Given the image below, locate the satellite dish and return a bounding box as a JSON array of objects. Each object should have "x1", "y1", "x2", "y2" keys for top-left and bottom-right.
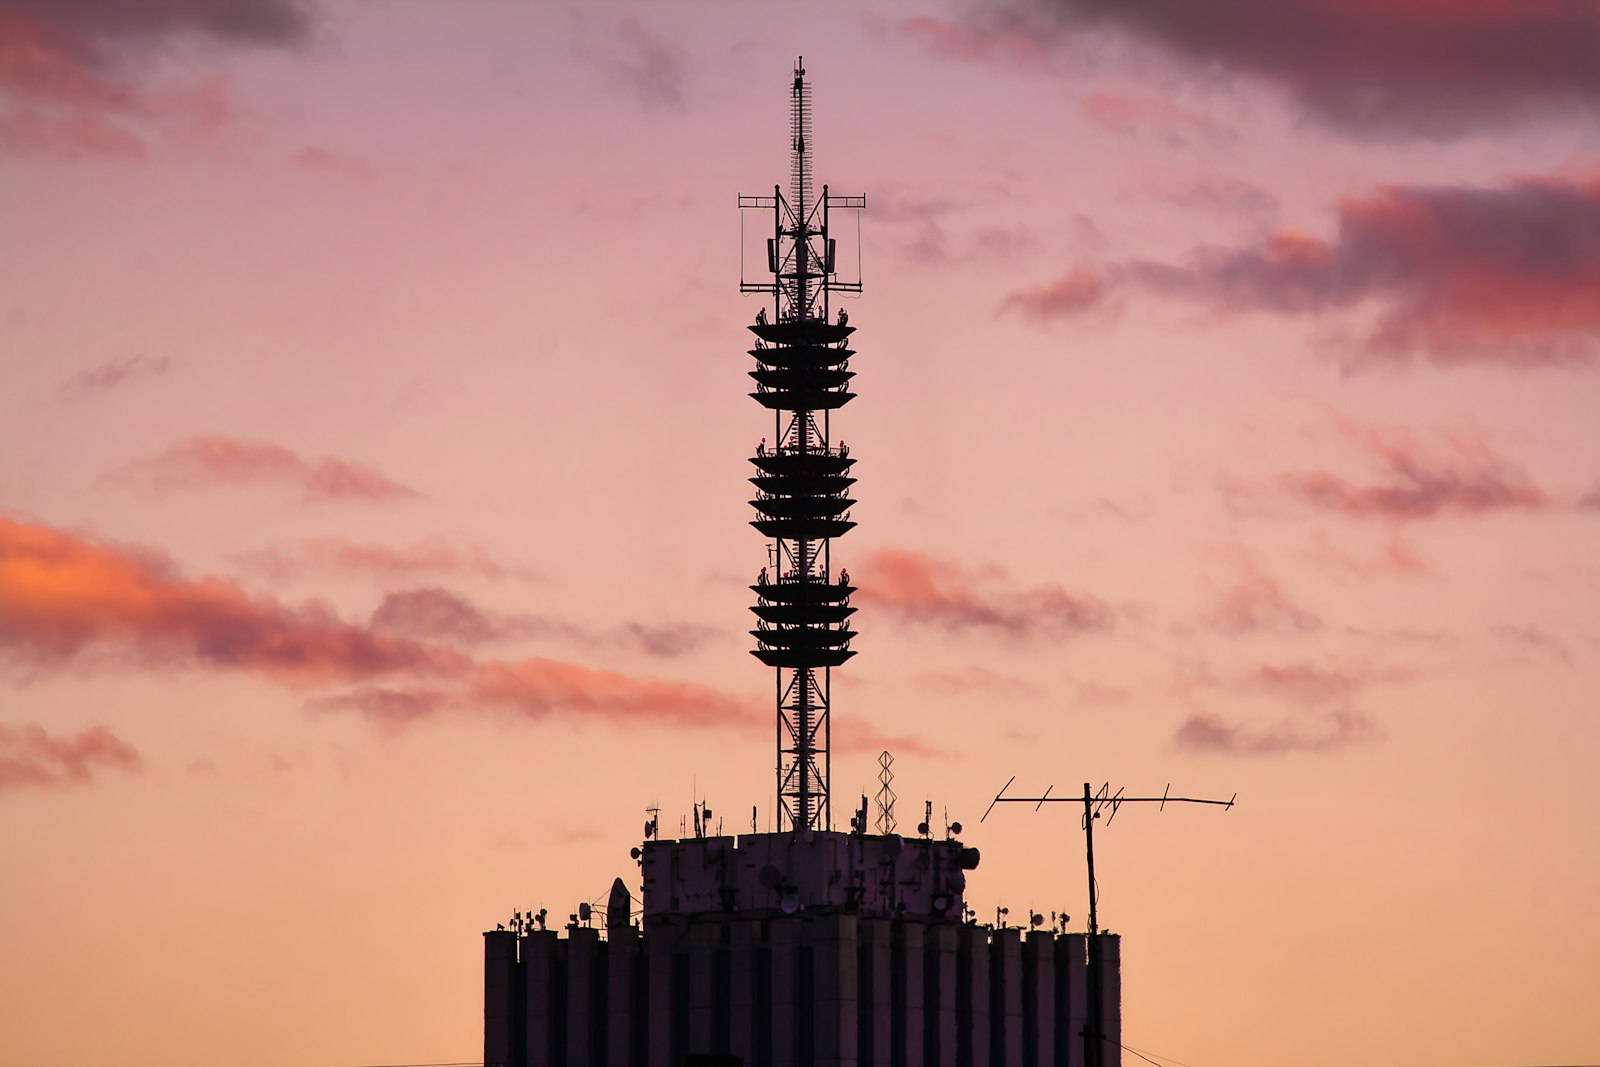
[
  {"x1": 630, "y1": 847, "x2": 642, "y2": 860},
  {"x1": 578, "y1": 902, "x2": 592, "y2": 922},
  {"x1": 1031, "y1": 912, "x2": 1044, "y2": 928},
  {"x1": 883, "y1": 834, "x2": 903, "y2": 857},
  {"x1": 958, "y1": 847, "x2": 981, "y2": 870},
  {"x1": 949, "y1": 821, "x2": 963, "y2": 836},
  {"x1": 758, "y1": 864, "x2": 782, "y2": 890},
  {"x1": 780, "y1": 891, "x2": 800, "y2": 915}
]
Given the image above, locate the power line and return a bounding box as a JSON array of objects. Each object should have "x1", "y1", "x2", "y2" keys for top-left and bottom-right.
[{"x1": 1123, "y1": 1042, "x2": 1205, "y2": 1067}]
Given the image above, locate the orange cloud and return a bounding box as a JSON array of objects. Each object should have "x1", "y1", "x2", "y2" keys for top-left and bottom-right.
[
  {"x1": 0, "y1": 723, "x2": 141, "y2": 792},
  {"x1": 0, "y1": 518, "x2": 754, "y2": 736},
  {"x1": 110, "y1": 437, "x2": 420, "y2": 503},
  {"x1": 0, "y1": 517, "x2": 468, "y2": 684},
  {"x1": 855, "y1": 548, "x2": 1112, "y2": 636},
  {"x1": 467, "y1": 657, "x2": 758, "y2": 729}
]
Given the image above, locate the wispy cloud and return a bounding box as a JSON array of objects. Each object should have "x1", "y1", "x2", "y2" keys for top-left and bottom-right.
[
  {"x1": 1204, "y1": 562, "x2": 1322, "y2": 635},
  {"x1": 58, "y1": 354, "x2": 171, "y2": 400},
  {"x1": 574, "y1": 16, "x2": 688, "y2": 113},
  {"x1": 0, "y1": 723, "x2": 141, "y2": 792},
  {"x1": 108, "y1": 437, "x2": 420, "y2": 503},
  {"x1": 870, "y1": 187, "x2": 1036, "y2": 267},
  {"x1": 0, "y1": 0, "x2": 313, "y2": 160},
  {"x1": 914, "y1": 666, "x2": 1043, "y2": 697},
  {"x1": 949, "y1": 1, "x2": 1600, "y2": 138},
  {"x1": 0, "y1": 517, "x2": 752, "y2": 736},
  {"x1": 855, "y1": 547, "x2": 1112, "y2": 637},
  {"x1": 369, "y1": 588, "x2": 532, "y2": 647},
  {"x1": 880, "y1": 14, "x2": 1052, "y2": 71},
  {"x1": 1077, "y1": 90, "x2": 1226, "y2": 141},
  {"x1": 1000, "y1": 267, "x2": 1109, "y2": 321},
  {"x1": 1277, "y1": 419, "x2": 1546, "y2": 522},
  {"x1": 289, "y1": 145, "x2": 373, "y2": 181},
  {"x1": 1490, "y1": 622, "x2": 1573, "y2": 665},
  {"x1": 1138, "y1": 174, "x2": 1280, "y2": 216},
  {"x1": 1003, "y1": 175, "x2": 1600, "y2": 370},
  {"x1": 1175, "y1": 708, "x2": 1377, "y2": 755},
  {"x1": 234, "y1": 537, "x2": 525, "y2": 582}
]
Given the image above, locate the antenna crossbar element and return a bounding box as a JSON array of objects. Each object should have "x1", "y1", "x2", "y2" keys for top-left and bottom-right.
[{"x1": 983, "y1": 779, "x2": 1236, "y2": 1067}]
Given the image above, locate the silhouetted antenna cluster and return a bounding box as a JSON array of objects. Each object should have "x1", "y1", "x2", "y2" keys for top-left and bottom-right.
[
  {"x1": 984, "y1": 779, "x2": 1236, "y2": 1067},
  {"x1": 740, "y1": 57, "x2": 866, "y2": 833}
]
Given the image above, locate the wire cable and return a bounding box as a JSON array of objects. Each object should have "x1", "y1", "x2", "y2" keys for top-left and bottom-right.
[{"x1": 1122, "y1": 1042, "x2": 1205, "y2": 1067}]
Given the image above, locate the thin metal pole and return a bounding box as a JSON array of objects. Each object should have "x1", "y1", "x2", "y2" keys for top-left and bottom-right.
[{"x1": 1084, "y1": 782, "x2": 1102, "y2": 1067}]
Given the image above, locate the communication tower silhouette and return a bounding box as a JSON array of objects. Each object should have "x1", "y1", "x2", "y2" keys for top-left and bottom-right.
[{"x1": 741, "y1": 56, "x2": 865, "y2": 833}]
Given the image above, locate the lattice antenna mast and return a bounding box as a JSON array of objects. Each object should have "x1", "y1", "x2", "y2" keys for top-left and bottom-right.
[
  {"x1": 739, "y1": 58, "x2": 865, "y2": 833},
  {"x1": 983, "y1": 780, "x2": 1237, "y2": 1067}
]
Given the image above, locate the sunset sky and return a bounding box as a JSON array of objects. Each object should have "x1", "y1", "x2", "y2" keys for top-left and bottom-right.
[{"x1": 2, "y1": 2, "x2": 1598, "y2": 1066}]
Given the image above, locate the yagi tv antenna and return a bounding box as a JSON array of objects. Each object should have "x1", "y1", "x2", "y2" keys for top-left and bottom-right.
[{"x1": 983, "y1": 779, "x2": 1236, "y2": 1067}]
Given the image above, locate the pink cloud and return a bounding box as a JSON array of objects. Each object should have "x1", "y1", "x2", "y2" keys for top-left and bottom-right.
[
  {"x1": 1011, "y1": 176, "x2": 1600, "y2": 369},
  {"x1": 1138, "y1": 173, "x2": 1280, "y2": 215},
  {"x1": 109, "y1": 436, "x2": 420, "y2": 503},
  {"x1": 369, "y1": 588, "x2": 516, "y2": 646},
  {"x1": 0, "y1": 723, "x2": 141, "y2": 792},
  {"x1": 0, "y1": 0, "x2": 308, "y2": 160},
  {"x1": 467, "y1": 657, "x2": 758, "y2": 729},
  {"x1": 975, "y1": 0, "x2": 1600, "y2": 136},
  {"x1": 887, "y1": 15, "x2": 1050, "y2": 70},
  {"x1": 855, "y1": 547, "x2": 1112, "y2": 636},
  {"x1": 1000, "y1": 267, "x2": 1109, "y2": 320},
  {"x1": 0, "y1": 106, "x2": 145, "y2": 158},
  {"x1": 1205, "y1": 564, "x2": 1322, "y2": 635},
  {"x1": 1278, "y1": 421, "x2": 1546, "y2": 521},
  {"x1": 1078, "y1": 90, "x2": 1221, "y2": 138}
]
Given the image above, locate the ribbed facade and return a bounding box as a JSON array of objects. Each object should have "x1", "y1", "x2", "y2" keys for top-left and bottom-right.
[{"x1": 485, "y1": 918, "x2": 1121, "y2": 1067}]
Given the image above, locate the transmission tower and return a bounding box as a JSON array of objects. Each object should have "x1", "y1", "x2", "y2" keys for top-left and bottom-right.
[{"x1": 739, "y1": 58, "x2": 865, "y2": 832}]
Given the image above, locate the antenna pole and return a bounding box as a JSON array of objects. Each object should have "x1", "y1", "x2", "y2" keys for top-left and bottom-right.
[{"x1": 1083, "y1": 782, "x2": 1103, "y2": 1067}]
